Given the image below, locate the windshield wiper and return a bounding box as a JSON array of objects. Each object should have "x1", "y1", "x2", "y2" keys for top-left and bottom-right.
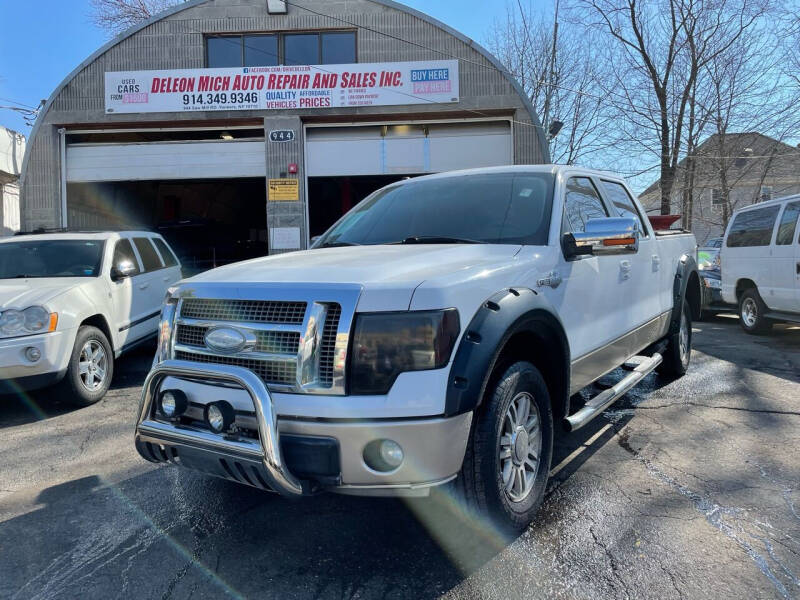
[
  {"x1": 396, "y1": 236, "x2": 483, "y2": 245},
  {"x1": 319, "y1": 241, "x2": 362, "y2": 248}
]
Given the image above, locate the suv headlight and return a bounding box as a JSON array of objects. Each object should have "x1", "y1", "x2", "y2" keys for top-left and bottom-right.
[
  {"x1": 153, "y1": 288, "x2": 179, "y2": 365},
  {"x1": 348, "y1": 309, "x2": 460, "y2": 395},
  {"x1": 0, "y1": 306, "x2": 58, "y2": 339}
]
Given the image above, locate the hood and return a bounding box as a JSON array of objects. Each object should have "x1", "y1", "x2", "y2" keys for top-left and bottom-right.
[
  {"x1": 186, "y1": 245, "x2": 522, "y2": 311},
  {"x1": 0, "y1": 278, "x2": 86, "y2": 310}
]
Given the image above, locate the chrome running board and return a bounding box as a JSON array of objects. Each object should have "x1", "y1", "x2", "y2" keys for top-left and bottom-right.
[{"x1": 564, "y1": 352, "x2": 663, "y2": 432}]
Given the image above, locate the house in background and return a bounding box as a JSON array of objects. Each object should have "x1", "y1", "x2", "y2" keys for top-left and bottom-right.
[
  {"x1": 0, "y1": 126, "x2": 25, "y2": 236},
  {"x1": 639, "y1": 132, "x2": 800, "y2": 244}
]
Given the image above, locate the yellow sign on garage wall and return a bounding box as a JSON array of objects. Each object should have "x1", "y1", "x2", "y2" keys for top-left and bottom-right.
[{"x1": 268, "y1": 179, "x2": 299, "y2": 201}]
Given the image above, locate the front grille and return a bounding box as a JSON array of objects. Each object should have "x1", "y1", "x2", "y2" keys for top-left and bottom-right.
[
  {"x1": 176, "y1": 324, "x2": 300, "y2": 355},
  {"x1": 319, "y1": 304, "x2": 341, "y2": 387},
  {"x1": 175, "y1": 351, "x2": 297, "y2": 386},
  {"x1": 181, "y1": 299, "x2": 307, "y2": 324}
]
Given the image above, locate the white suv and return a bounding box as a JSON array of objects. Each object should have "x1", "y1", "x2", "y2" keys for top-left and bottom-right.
[
  {"x1": 0, "y1": 231, "x2": 182, "y2": 405},
  {"x1": 721, "y1": 195, "x2": 800, "y2": 333}
]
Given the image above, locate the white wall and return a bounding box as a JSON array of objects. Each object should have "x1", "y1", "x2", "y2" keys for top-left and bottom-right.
[
  {"x1": 1, "y1": 183, "x2": 21, "y2": 236},
  {"x1": 0, "y1": 127, "x2": 26, "y2": 180}
]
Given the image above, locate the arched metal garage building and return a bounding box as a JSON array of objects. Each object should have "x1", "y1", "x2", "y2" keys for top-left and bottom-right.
[{"x1": 21, "y1": 0, "x2": 549, "y2": 270}]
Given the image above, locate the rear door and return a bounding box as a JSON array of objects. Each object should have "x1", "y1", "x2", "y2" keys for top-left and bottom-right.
[{"x1": 770, "y1": 201, "x2": 800, "y2": 312}]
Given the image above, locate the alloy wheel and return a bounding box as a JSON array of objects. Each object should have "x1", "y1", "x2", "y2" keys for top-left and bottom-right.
[
  {"x1": 499, "y1": 391, "x2": 542, "y2": 503},
  {"x1": 79, "y1": 340, "x2": 108, "y2": 392}
]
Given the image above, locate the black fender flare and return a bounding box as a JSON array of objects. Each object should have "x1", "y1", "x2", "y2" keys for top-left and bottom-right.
[
  {"x1": 670, "y1": 254, "x2": 701, "y2": 332},
  {"x1": 444, "y1": 287, "x2": 571, "y2": 419}
]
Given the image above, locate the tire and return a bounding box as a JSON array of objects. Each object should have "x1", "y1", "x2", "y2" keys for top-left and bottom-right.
[
  {"x1": 739, "y1": 288, "x2": 773, "y2": 335},
  {"x1": 453, "y1": 361, "x2": 554, "y2": 535},
  {"x1": 58, "y1": 325, "x2": 114, "y2": 407},
  {"x1": 657, "y1": 299, "x2": 692, "y2": 377}
]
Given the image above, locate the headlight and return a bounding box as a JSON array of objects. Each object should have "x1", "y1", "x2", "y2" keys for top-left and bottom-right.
[
  {"x1": 348, "y1": 309, "x2": 460, "y2": 395},
  {"x1": 0, "y1": 306, "x2": 58, "y2": 339},
  {"x1": 153, "y1": 290, "x2": 179, "y2": 365}
]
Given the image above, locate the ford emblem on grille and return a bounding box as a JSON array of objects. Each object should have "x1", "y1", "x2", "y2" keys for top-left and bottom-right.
[{"x1": 204, "y1": 327, "x2": 247, "y2": 354}]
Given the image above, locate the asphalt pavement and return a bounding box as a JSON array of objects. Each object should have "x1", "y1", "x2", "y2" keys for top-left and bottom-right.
[{"x1": 1, "y1": 315, "x2": 798, "y2": 600}]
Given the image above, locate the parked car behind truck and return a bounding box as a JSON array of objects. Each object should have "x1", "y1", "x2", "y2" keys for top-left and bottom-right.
[
  {"x1": 721, "y1": 195, "x2": 800, "y2": 333},
  {"x1": 0, "y1": 231, "x2": 181, "y2": 405},
  {"x1": 135, "y1": 166, "x2": 700, "y2": 531}
]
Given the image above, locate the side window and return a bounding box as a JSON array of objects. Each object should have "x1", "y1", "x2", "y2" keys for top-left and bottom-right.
[
  {"x1": 112, "y1": 239, "x2": 141, "y2": 276},
  {"x1": 776, "y1": 202, "x2": 800, "y2": 246},
  {"x1": 563, "y1": 177, "x2": 608, "y2": 233},
  {"x1": 153, "y1": 238, "x2": 179, "y2": 267},
  {"x1": 133, "y1": 237, "x2": 164, "y2": 272},
  {"x1": 726, "y1": 206, "x2": 781, "y2": 247},
  {"x1": 600, "y1": 180, "x2": 649, "y2": 237}
]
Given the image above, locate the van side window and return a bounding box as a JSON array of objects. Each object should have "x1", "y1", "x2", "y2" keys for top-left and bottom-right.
[
  {"x1": 112, "y1": 239, "x2": 141, "y2": 276},
  {"x1": 726, "y1": 205, "x2": 780, "y2": 247},
  {"x1": 153, "y1": 238, "x2": 179, "y2": 267},
  {"x1": 563, "y1": 177, "x2": 608, "y2": 233},
  {"x1": 775, "y1": 202, "x2": 800, "y2": 246},
  {"x1": 133, "y1": 237, "x2": 164, "y2": 272},
  {"x1": 600, "y1": 180, "x2": 649, "y2": 237}
]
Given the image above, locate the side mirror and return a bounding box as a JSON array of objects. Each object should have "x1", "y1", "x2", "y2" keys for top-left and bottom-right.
[
  {"x1": 563, "y1": 217, "x2": 639, "y2": 260},
  {"x1": 110, "y1": 260, "x2": 137, "y2": 281}
]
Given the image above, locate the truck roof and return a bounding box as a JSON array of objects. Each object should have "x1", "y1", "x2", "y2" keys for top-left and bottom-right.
[
  {"x1": 388, "y1": 164, "x2": 628, "y2": 185},
  {"x1": 732, "y1": 193, "x2": 800, "y2": 214}
]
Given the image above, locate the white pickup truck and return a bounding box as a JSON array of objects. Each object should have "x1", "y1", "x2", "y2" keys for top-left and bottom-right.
[
  {"x1": 135, "y1": 166, "x2": 700, "y2": 531},
  {"x1": 0, "y1": 231, "x2": 181, "y2": 405}
]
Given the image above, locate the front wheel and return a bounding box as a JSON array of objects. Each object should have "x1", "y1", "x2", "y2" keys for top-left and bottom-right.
[
  {"x1": 453, "y1": 361, "x2": 554, "y2": 534},
  {"x1": 739, "y1": 288, "x2": 773, "y2": 335},
  {"x1": 58, "y1": 325, "x2": 114, "y2": 407}
]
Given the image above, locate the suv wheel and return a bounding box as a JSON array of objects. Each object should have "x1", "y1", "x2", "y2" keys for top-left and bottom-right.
[
  {"x1": 58, "y1": 325, "x2": 114, "y2": 407},
  {"x1": 739, "y1": 288, "x2": 772, "y2": 335},
  {"x1": 453, "y1": 361, "x2": 553, "y2": 534}
]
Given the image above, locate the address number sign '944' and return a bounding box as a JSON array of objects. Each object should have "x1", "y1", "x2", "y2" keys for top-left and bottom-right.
[{"x1": 270, "y1": 130, "x2": 295, "y2": 143}]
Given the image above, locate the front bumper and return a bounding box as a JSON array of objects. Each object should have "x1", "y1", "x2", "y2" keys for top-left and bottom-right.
[
  {"x1": 134, "y1": 360, "x2": 472, "y2": 497},
  {"x1": 0, "y1": 329, "x2": 74, "y2": 386}
]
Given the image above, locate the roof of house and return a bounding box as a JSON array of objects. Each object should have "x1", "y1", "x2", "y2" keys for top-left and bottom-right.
[{"x1": 640, "y1": 132, "x2": 799, "y2": 197}]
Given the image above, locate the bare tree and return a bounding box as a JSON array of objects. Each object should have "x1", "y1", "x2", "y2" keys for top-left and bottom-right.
[
  {"x1": 486, "y1": 2, "x2": 615, "y2": 165},
  {"x1": 89, "y1": 0, "x2": 184, "y2": 36},
  {"x1": 573, "y1": 0, "x2": 770, "y2": 214}
]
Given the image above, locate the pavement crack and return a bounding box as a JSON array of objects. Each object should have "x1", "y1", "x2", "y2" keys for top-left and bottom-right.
[{"x1": 626, "y1": 402, "x2": 800, "y2": 417}]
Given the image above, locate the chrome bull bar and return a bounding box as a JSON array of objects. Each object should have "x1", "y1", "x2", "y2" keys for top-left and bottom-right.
[{"x1": 135, "y1": 359, "x2": 304, "y2": 497}]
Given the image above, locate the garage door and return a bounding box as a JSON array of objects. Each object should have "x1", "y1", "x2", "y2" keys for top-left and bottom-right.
[
  {"x1": 305, "y1": 121, "x2": 512, "y2": 177},
  {"x1": 66, "y1": 140, "x2": 266, "y2": 182}
]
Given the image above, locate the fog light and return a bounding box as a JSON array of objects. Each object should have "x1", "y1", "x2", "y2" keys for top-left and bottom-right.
[
  {"x1": 159, "y1": 389, "x2": 188, "y2": 418},
  {"x1": 379, "y1": 440, "x2": 404, "y2": 468},
  {"x1": 25, "y1": 347, "x2": 41, "y2": 362},
  {"x1": 363, "y1": 439, "x2": 404, "y2": 472},
  {"x1": 205, "y1": 402, "x2": 234, "y2": 433}
]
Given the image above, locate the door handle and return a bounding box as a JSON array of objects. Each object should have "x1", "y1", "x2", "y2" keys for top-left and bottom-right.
[
  {"x1": 138, "y1": 283, "x2": 150, "y2": 290},
  {"x1": 796, "y1": 262, "x2": 800, "y2": 275},
  {"x1": 652, "y1": 254, "x2": 661, "y2": 271}
]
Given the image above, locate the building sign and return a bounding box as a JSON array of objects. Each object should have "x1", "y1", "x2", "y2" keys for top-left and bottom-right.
[
  {"x1": 105, "y1": 60, "x2": 459, "y2": 114},
  {"x1": 268, "y1": 179, "x2": 299, "y2": 201},
  {"x1": 269, "y1": 130, "x2": 295, "y2": 143}
]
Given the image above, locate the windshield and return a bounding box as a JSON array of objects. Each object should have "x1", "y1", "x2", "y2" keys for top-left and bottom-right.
[
  {"x1": 0, "y1": 239, "x2": 106, "y2": 279},
  {"x1": 317, "y1": 172, "x2": 555, "y2": 247}
]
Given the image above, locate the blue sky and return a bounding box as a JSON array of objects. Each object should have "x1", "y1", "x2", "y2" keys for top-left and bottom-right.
[{"x1": 0, "y1": 0, "x2": 516, "y2": 135}]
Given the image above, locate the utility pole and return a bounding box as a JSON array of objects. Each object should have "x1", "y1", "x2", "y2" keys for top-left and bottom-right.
[{"x1": 542, "y1": 0, "x2": 560, "y2": 142}]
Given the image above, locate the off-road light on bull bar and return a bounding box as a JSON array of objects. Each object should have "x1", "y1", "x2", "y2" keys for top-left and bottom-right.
[
  {"x1": 205, "y1": 402, "x2": 235, "y2": 433},
  {"x1": 159, "y1": 389, "x2": 188, "y2": 418}
]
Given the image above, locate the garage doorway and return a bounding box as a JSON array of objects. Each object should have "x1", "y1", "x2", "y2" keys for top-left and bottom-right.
[{"x1": 67, "y1": 178, "x2": 267, "y2": 274}]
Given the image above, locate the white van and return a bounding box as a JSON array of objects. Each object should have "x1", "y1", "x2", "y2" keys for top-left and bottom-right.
[{"x1": 721, "y1": 195, "x2": 800, "y2": 333}]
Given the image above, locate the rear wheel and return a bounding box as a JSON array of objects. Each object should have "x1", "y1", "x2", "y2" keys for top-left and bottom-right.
[
  {"x1": 657, "y1": 300, "x2": 692, "y2": 377},
  {"x1": 739, "y1": 288, "x2": 772, "y2": 335},
  {"x1": 58, "y1": 326, "x2": 114, "y2": 407},
  {"x1": 453, "y1": 361, "x2": 553, "y2": 534}
]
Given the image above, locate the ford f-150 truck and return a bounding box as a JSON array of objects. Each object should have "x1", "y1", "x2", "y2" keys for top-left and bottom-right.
[{"x1": 135, "y1": 166, "x2": 700, "y2": 531}]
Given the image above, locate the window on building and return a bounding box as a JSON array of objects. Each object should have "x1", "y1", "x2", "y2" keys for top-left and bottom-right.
[
  {"x1": 600, "y1": 180, "x2": 649, "y2": 237},
  {"x1": 206, "y1": 31, "x2": 356, "y2": 68},
  {"x1": 775, "y1": 201, "x2": 800, "y2": 246},
  {"x1": 133, "y1": 237, "x2": 164, "y2": 272},
  {"x1": 711, "y1": 189, "x2": 725, "y2": 206},
  {"x1": 759, "y1": 186, "x2": 773, "y2": 202},
  {"x1": 726, "y1": 205, "x2": 781, "y2": 247},
  {"x1": 563, "y1": 177, "x2": 609, "y2": 233}
]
